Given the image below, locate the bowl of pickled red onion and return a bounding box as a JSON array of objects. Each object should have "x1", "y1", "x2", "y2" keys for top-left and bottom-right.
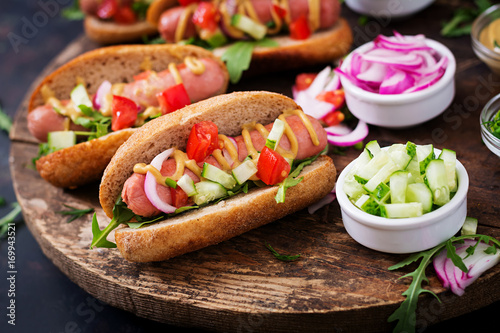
[{"x1": 337, "y1": 33, "x2": 456, "y2": 128}]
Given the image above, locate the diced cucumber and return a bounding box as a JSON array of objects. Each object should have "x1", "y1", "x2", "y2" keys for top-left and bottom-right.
[
  {"x1": 380, "y1": 202, "x2": 423, "y2": 218},
  {"x1": 371, "y1": 182, "x2": 391, "y2": 203},
  {"x1": 70, "y1": 83, "x2": 92, "y2": 108},
  {"x1": 417, "y1": 144, "x2": 434, "y2": 174},
  {"x1": 365, "y1": 140, "x2": 381, "y2": 156},
  {"x1": 355, "y1": 150, "x2": 390, "y2": 182},
  {"x1": 201, "y1": 163, "x2": 236, "y2": 189},
  {"x1": 363, "y1": 159, "x2": 398, "y2": 193},
  {"x1": 388, "y1": 143, "x2": 412, "y2": 169},
  {"x1": 232, "y1": 160, "x2": 257, "y2": 185},
  {"x1": 205, "y1": 30, "x2": 228, "y2": 48},
  {"x1": 177, "y1": 174, "x2": 197, "y2": 197},
  {"x1": 231, "y1": 14, "x2": 267, "y2": 40},
  {"x1": 265, "y1": 118, "x2": 285, "y2": 150},
  {"x1": 354, "y1": 194, "x2": 370, "y2": 208},
  {"x1": 406, "y1": 183, "x2": 433, "y2": 213},
  {"x1": 358, "y1": 195, "x2": 381, "y2": 216},
  {"x1": 47, "y1": 131, "x2": 76, "y2": 150},
  {"x1": 438, "y1": 148, "x2": 457, "y2": 192},
  {"x1": 405, "y1": 156, "x2": 424, "y2": 183},
  {"x1": 461, "y1": 217, "x2": 478, "y2": 236},
  {"x1": 346, "y1": 148, "x2": 371, "y2": 179},
  {"x1": 390, "y1": 170, "x2": 409, "y2": 204},
  {"x1": 425, "y1": 159, "x2": 450, "y2": 206},
  {"x1": 343, "y1": 177, "x2": 367, "y2": 202},
  {"x1": 192, "y1": 180, "x2": 227, "y2": 205},
  {"x1": 406, "y1": 141, "x2": 417, "y2": 160}
]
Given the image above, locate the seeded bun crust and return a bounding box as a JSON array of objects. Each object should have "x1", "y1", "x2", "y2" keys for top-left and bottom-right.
[
  {"x1": 29, "y1": 44, "x2": 229, "y2": 188},
  {"x1": 99, "y1": 91, "x2": 336, "y2": 262}
]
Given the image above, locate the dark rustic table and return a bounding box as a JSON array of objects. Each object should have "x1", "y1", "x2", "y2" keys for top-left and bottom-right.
[{"x1": 1, "y1": 1, "x2": 499, "y2": 332}]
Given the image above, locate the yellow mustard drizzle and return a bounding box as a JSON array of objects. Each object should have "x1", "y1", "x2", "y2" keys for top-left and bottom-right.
[
  {"x1": 173, "y1": 0, "x2": 322, "y2": 41},
  {"x1": 132, "y1": 108, "x2": 320, "y2": 189}
]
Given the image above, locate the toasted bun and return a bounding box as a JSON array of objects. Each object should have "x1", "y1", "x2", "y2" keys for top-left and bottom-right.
[
  {"x1": 213, "y1": 18, "x2": 353, "y2": 75},
  {"x1": 99, "y1": 91, "x2": 336, "y2": 262},
  {"x1": 30, "y1": 44, "x2": 229, "y2": 188},
  {"x1": 84, "y1": 16, "x2": 158, "y2": 44}
]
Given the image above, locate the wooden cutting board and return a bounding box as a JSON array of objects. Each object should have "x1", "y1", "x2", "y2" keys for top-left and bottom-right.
[{"x1": 9, "y1": 35, "x2": 500, "y2": 333}]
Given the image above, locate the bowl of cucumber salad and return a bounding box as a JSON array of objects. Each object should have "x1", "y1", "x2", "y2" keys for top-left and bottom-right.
[{"x1": 336, "y1": 140, "x2": 469, "y2": 254}]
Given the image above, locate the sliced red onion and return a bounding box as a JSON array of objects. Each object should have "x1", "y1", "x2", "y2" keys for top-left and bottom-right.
[
  {"x1": 433, "y1": 239, "x2": 500, "y2": 296},
  {"x1": 342, "y1": 33, "x2": 448, "y2": 95},
  {"x1": 308, "y1": 190, "x2": 336, "y2": 214},
  {"x1": 93, "y1": 80, "x2": 111, "y2": 110},
  {"x1": 325, "y1": 123, "x2": 353, "y2": 136},
  {"x1": 144, "y1": 148, "x2": 177, "y2": 214},
  {"x1": 222, "y1": 136, "x2": 238, "y2": 167},
  {"x1": 327, "y1": 120, "x2": 369, "y2": 147}
]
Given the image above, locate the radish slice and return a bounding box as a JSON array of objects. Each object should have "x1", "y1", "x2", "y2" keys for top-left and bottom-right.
[
  {"x1": 144, "y1": 148, "x2": 177, "y2": 214},
  {"x1": 93, "y1": 80, "x2": 112, "y2": 110},
  {"x1": 327, "y1": 121, "x2": 369, "y2": 147},
  {"x1": 433, "y1": 239, "x2": 500, "y2": 296}
]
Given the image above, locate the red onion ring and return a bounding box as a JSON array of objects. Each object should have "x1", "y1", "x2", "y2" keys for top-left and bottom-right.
[{"x1": 144, "y1": 148, "x2": 176, "y2": 214}]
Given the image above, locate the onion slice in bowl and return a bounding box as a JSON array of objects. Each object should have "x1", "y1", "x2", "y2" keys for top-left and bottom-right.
[{"x1": 144, "y1": 148, "x2": 177, "y2": 214}]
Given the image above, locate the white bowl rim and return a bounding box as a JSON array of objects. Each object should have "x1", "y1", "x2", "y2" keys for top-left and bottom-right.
[
  {"x1": 336, "y1": 147, "x2": 469, "y2": 230},
  {"x1": 339, "y1": 38, "x2": 457, "y2": 105}
]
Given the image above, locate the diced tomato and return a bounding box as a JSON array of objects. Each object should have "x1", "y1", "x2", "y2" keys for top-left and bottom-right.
[
  {"x1": 192, "y1": 2, "x2": 219, "y2": 32},
  {"x1": 156, "y1": 83, "x2": 191, "y2": 115},
  {"x1": 178, "y1": 0, "x2": 202, "y2": 6},
  {"x1": 170, "y1": 186, "x2": 189, "y2": 208},
  {"x1": 114, "y1": 5, "x2": 137, "y2": 24},
  {"x1": 289, "y1": 15, "x2": 311, "y2": 40},
  {"x1": 295, "y1": 73, "x2": 317, "y2": 91},
  {"x1": 133, "y1": 70, "x2": 152, "y2": 81},
  {"x1": 272, "y1": 4, "x2": 287, "y2": 19},
  {"x1": 256, "y1": 146, "x2": 291, "y2": 185},
  {"x1": 186, "y1": 121, "x2": 219, "y2": 163},
  {"x1": 97, "y1": 0, "x2": 118, "y2": 19},
  {"x1": 316, "y1": 89, "x2": 345, "y2": 109},
  {"x1": 111, "y1": 95, "x2": 138, "y2": 131},
  {"x1": 322, "y1": 111, "x2": 345, "y2": 126}
]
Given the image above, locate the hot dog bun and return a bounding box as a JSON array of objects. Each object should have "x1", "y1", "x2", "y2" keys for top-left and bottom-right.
[
  {"x1": 147, "y1": 0, "x2": 352, "y2": 76},
  {"x1": 30, "y1": 44, "x2": 229, "y2": 188},
  {"x1": 83, "y1": 16, "x2": 158, "y2": 44},
  {"x1": 99, "y1": 91, "x2": 336, "y2": 262}
]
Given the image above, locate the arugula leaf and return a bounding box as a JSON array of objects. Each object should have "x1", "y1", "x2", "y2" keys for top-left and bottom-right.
[
  {"x1": 265, "y1": 242, "x2": 301, "y2": 262},
  {"x1": 61, "y1": 0, "x2": 85, "y2": 20},
  {"x1": 0, "y1": 104, "x2": 12, "y2": 134},
  {"x1": 0, "y1": 203, "x2": 22, "y2": 238},
  {"x1": 221, "y1": 38, "x2": 279, "y2": 84},
  {"x1": 388, "y1": 233, "x2": 500, "y2": 333},
  {"x1": 74, "y1": 105, "x2": 111, "y2": 139},
  {"x1": 0, "y1": 197, "x2": 5, "y2": 206},
  {"x1": 57, "y1": 204, "x2": 94, "y2": 223},
  {"x1": 90, "y1": 199, "x2": 135, "y2": 249}
]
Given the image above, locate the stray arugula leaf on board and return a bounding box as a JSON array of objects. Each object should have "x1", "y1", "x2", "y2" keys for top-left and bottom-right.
[
  {"x1": 441, "y1": 0, "x2": 492, "y2": 37},
  {"x1": 0, "y1": 202, "x2": 22, "y2": 238},
  {"x1": 0, "y1": 105, "x2": 12, "y2": 134},
  {"x1": 57, "y1": 204, "x2": 94, "y2": 223},
  {"x1": 265, "y1": 242, "x2": 301, "y2": 262},
  {"x1": 387, "y1": 233, "x2": 500, "y2": 333},
  {"x1": 221, "y1": 38, "x2": 279, "y2": 84}
]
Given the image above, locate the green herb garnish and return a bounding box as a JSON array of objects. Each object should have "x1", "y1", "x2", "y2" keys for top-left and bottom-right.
[
  {"x1": 221, "y1": 38, "x2": 279, "y2": 84},
  {"x1": 57, "y1": 204, "x2": 94, "y2": 223},
  {"x1": 440, "y1": 0, "x2": 492, "y2": 37},
  {"x1": 265, "y1": 242, "x2": 301, "y2": 262},
  {"x1": 0, "y1": 105, "x2": 12, "y2": 134},
  {"x1": 0, "y1": 203, "x2": 22, "y2": 238},
  {"x1": 483, "y1": 109, "x2": 500, "y2": 139},
  {"x1": 74, "y1": 105, "x2": 111, "y2": 139},
  {"x1": 387, "y1": 232, "x2": 500, "y2": 333},
  {"x1": 61, "y1": 0, "x2": 85, "y2": 20}
]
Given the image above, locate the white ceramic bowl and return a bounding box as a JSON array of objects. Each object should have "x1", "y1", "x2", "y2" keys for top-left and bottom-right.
[
  {"x1": 335, "y1": 148, "x2": 469, "y2": 254},
  {"x1": 480, "y1": 93, "x2": 500, "y2": 158},
  {"x1": 339, "y1": 39, "x2": 456, "y2": 128},
  {"x1": 345, "y1": 0, "x2": 435, "y2": 19}
]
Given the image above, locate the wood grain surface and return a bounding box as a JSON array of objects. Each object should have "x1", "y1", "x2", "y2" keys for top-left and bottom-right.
[{"x1": 8, "y1": 2, "x2": 500, "y2": 332}]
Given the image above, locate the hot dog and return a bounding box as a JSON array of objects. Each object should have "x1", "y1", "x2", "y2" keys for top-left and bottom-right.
[
  {"x1": 96, "y1": 91, "x2": 336, "y2": 262},
  {"x1": 147, "y1": 0, "x2": 353, "y2": 78},
  {"x1": 28, "y1": 44, "x2": 229, "y2": 188},
  {"x1": 80, "y1": 0, "x2": 159, "y2": 44}
]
